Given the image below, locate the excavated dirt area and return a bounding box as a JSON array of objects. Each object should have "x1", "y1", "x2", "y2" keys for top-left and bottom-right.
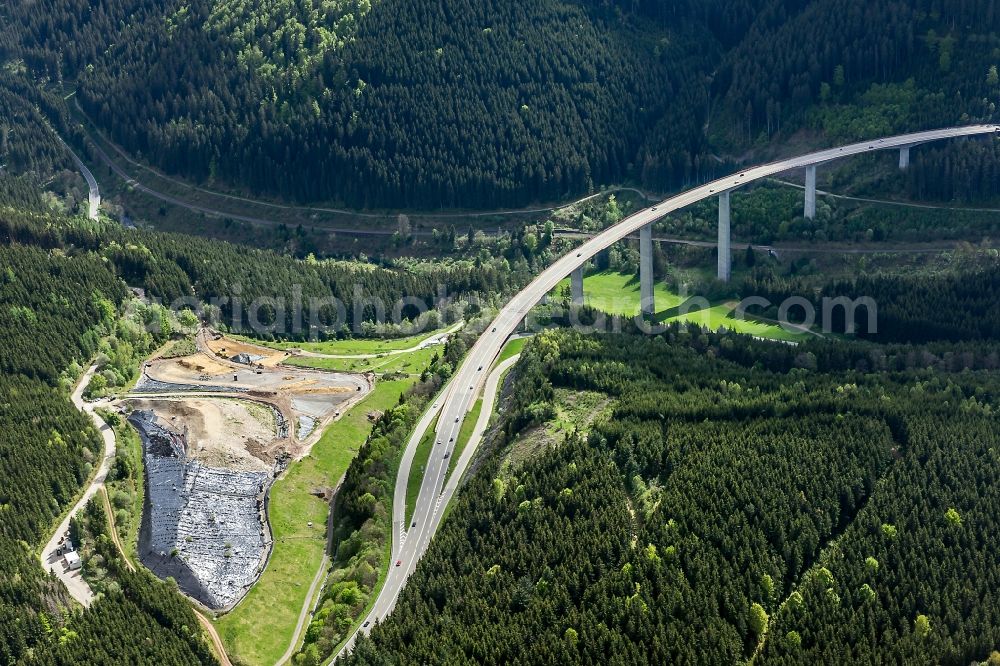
[
  {"x1": 128, "y1": 398, "x2": 275, "y2": 471},
  {"x1": 203, "y1": 332, "x2": 287, "y2": 367},
  {"x1": 140, "y1": 342, "x2": 367, "y2": 459},
  {"x1": 126, "y1": 328, "x2": 372, "y2": 609},
  {"x1": 130, "y1": 410, "x2": 272, "y2": 610},
  {"x1": 145, "y1": 352, "x2": 359, "y2": 407}
]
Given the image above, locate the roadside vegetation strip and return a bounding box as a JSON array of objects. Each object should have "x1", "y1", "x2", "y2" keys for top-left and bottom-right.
[
  {"x1": 322, "y1": 534, "x2": 394, "y2": 666},
  {"x1": 99, "y1": 487, "x2": 135, "y2": 572},
  {"x1": 446, "y1": 398, "x2": 482, "y2": 480},
  {"x1": 405, "y1": 416, "x2": 439, "y2": 525},
  {"x1": 496, "y1": 336, "x2": 528, "y2": 365},
  {"x1": 97, "y1": 410, "x2": 145, "y2": 561},
  {"x1": 214, "y1": 378, "x2": 415, "y2": 666}
]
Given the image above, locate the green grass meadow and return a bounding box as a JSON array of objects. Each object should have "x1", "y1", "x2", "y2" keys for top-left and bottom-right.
[
  {"x1": 214, "y1": 378, "x2": 415, "y2": 665},
  {"x1": 554, "y1": 269, "x2": 807, "y2": 342}
]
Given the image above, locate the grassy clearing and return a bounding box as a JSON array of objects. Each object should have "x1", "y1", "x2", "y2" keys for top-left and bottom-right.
[
  {"x1": 324, "y1": 530, "x2": 395, "y2": 665},
  {"x1": 554, "y1": 269, "x2": 807, "y2": 342},
  {"x1": 497, "y1": 336, "x2": 527, "y2": 364},
  {"x1": 545, "y1": 389, "x2": 613, "y2": 441},
  {"x1": 502, "y1": 389, "x2": 612, "y2": 474},
  {"x1": 660, "y1": 301, "x2": 807, "y2": 342},
  {"x1": 248, "y1": 327, "x2": 451, "y2": 356},
  {"x1": 214, "y1": 378, "x2": 415, "y2": 666},
  {"x1": 554, "y1": 269, "x2": 687, "y2": 316},
  {"x1": 405, "y1": 415, "x2": 439, "y2": 525},
  {"x1": 285, "y1": 346, "x2": 439, "y2": 375}
]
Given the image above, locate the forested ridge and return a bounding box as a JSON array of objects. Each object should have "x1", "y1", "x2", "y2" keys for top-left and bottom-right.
[
  {"x1": 0, "y1": 204, "x2": 518, "y2": 337},
  {"x1": 345, "y1": 327, "x2": 1000, "y2": 664},
  {"x1": 0, "y1": 73, "x2": 76, "y2": 180},
  {"x1": 5, "y1": 0, "x2": 1000, "y2": 208},
  {"x1": 3, "y1": 0, "x2": 705, "y2": 207}
]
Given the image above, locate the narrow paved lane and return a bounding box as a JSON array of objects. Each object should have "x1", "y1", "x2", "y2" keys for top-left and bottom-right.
[
  {"x1": 40, "y1": 365, "x2": 116, "y2": 607},
  {"x1": 292, "y1": 322, "x2": 462, "y2": 360},
  {"x1": 196, "y1": 612, "x2": 235, "y2": 666}
]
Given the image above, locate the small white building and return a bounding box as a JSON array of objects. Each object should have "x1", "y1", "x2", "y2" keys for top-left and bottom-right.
[{"x1": 64, "y1": 551, "x2": 82, "y2": 571}]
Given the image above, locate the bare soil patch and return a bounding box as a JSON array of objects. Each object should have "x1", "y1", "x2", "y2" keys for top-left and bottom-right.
[
  {"x1": 203, "y1": 333, "x2": 287, "y2": 367},
  {"x1": 128, "y1": 398, "x2": 274, "y2": 471}
]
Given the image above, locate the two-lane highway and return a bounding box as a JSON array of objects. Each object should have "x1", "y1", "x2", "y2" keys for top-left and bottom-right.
[{"x1": 334, "y1": 124, "x2": 1000, "y2": 662}]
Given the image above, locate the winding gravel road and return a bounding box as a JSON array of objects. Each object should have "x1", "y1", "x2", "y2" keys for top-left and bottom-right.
[{"x1": 40, "y1": 365, "x2": 116, "y2": 607}]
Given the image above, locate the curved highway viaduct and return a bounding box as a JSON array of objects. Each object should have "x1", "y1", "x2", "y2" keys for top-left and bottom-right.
[
  {"x1": 333, "y1": 124, "x2": 1000, "y2": 662},
  {"x1": 53, "y1": 133, "x2": 101, "y2": 220}
]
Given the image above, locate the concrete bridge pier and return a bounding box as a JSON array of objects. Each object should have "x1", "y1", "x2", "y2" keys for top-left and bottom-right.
[
  {"x1": 639, "y1": 223, "x2": 654, "y2": 317},
  {"x1": 717, "y1": 192, "x2": 731, "y2": 282},
  {"x1": 899, "y1": 146, "x2": 910, "y2": 169},
  {"x1": 804, "y1": 165, "x2": 816, "y2": 219},
  {"x1": 88, "y1": 191, "x2": 100, "y2": 221},
  {"x1": 570, "y1": 266, "x2": 584, "y2": 306}
]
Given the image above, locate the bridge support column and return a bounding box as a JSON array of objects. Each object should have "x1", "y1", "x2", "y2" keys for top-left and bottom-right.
[
  {"x1": 717, "y1": 192, "x2": 731, "y2": 283},
  {"x1": 88, "y1": 192, "x2": 100, "y2": 220},
  {"x1": 639, "y1": 223, "x2": 654, "y2": 317},
  {"x1": 804, "y1": 165, "x2": 816, "y2": 219},
  {"x1": 570, "y1": 266, "x2": 584, "y2": 306},
  {"x1": 899, "y1": 146, "x2": 910, "y2": 169}
]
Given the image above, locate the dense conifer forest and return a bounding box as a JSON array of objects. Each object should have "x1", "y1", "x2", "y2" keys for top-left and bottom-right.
[
  {"x1": 0, "y1": 241, "x2": 217, "y2": 664},
  {"x1": 4, "y1": 0, "x2": 1000, "y2": 663},
  {"x1": 0, "y1": 205, "x2": 516, "y2": 336},
  {"x1": 345, "y1": 327, "x2": 1000, "y2": 664},
  {"x1": 5, "y1": 0, "x2": 1000, "y2": 208},
  {"x1": 742, "y1": 260, "x2": 1000, "y2": 343}
]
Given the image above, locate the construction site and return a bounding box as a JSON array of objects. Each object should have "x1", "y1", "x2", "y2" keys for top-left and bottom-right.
[{"x1": 124, "y1": 329, "x2": 372, "y2": 609}]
